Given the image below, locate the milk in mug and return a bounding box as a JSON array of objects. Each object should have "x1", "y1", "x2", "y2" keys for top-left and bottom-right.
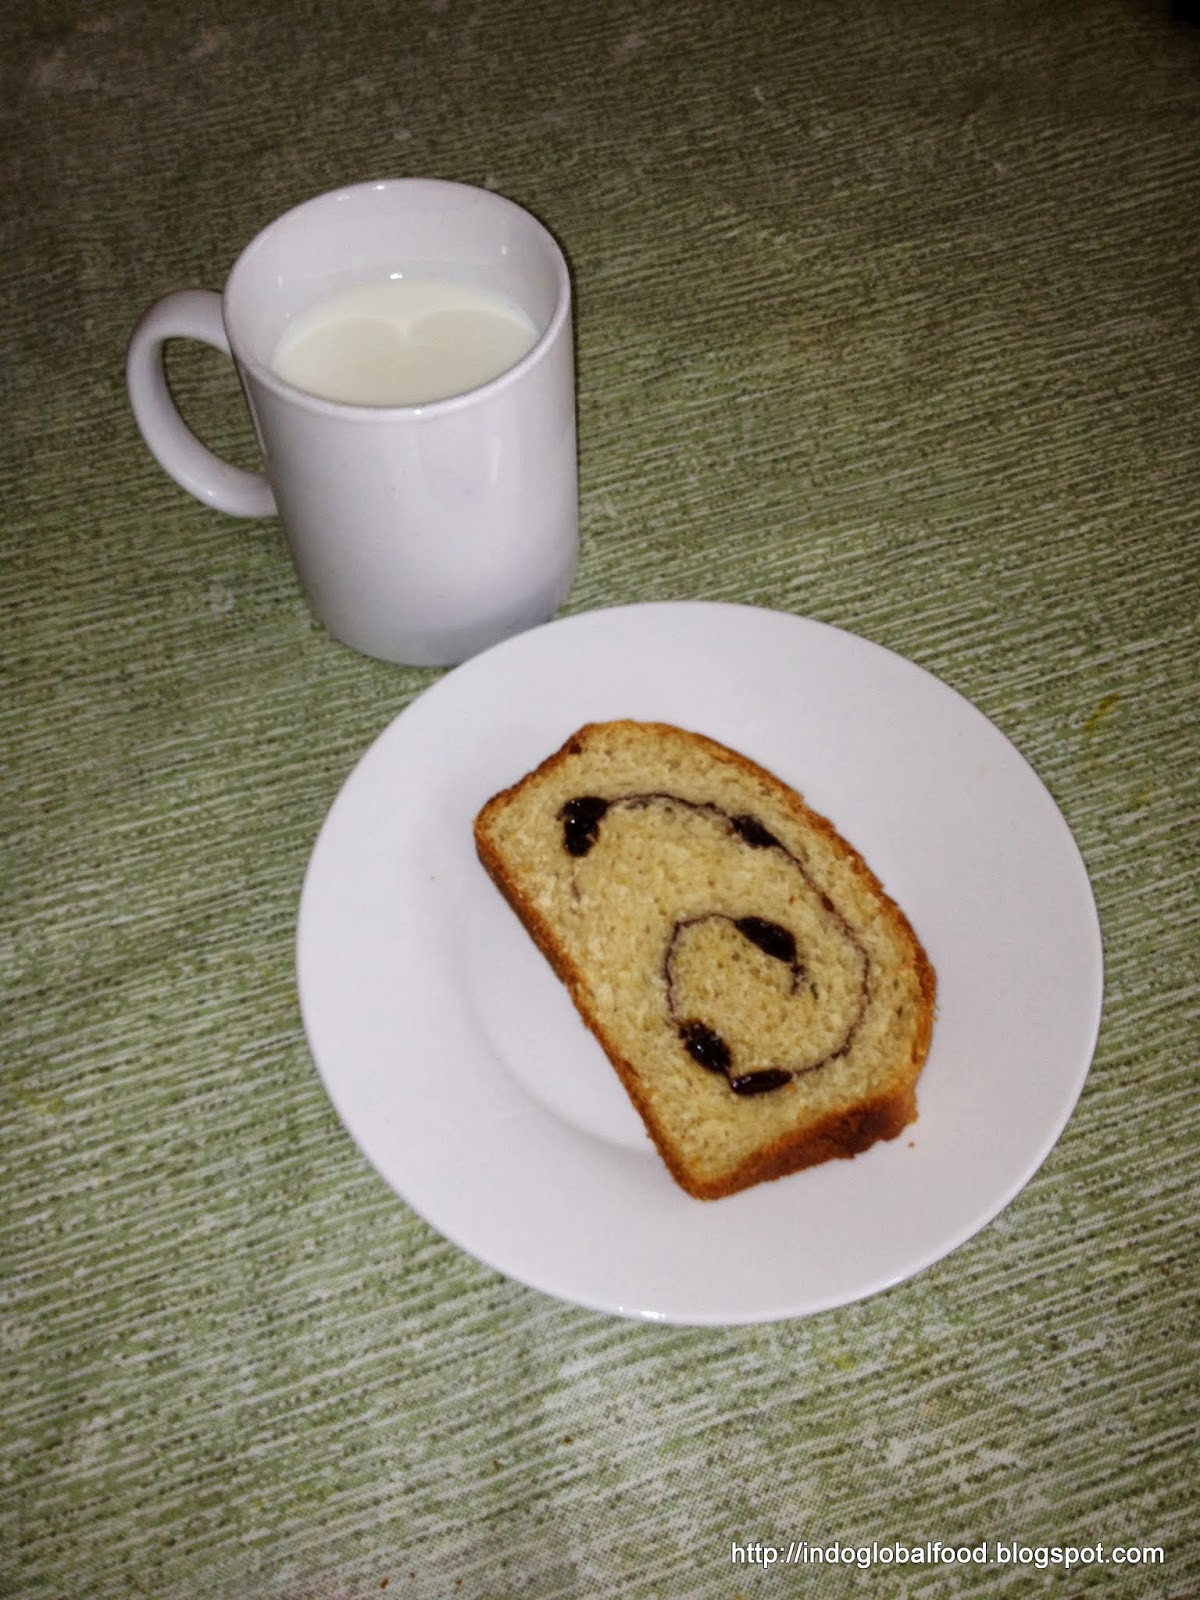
[{"x1": 271, "y1": 275, "x2": 540, "y2": 406}]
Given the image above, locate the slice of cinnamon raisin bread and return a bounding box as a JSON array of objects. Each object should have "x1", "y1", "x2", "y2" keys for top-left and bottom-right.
[{"x1": 474, "y1": 721, "x2": 936, "y2": 1200}]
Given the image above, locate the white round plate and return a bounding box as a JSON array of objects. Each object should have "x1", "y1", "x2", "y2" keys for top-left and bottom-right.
[{"x1": 297, "y1": 602, "x2": 1103, "y2": 1324}]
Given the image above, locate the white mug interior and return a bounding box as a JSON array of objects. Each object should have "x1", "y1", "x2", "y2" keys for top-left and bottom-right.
[{"x1": 223, "y1": 178, "x2": 569, "y2": 401}]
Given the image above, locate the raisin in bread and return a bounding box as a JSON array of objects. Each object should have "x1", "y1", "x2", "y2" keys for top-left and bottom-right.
[{"x1": 474, "y1": 721, "x2": 935, "y2": 1200}]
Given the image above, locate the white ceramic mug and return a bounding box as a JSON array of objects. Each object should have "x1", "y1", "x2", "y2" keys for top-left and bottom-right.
[{"x1": 126, "y1": 179, "x2": 578, "y2": 666}]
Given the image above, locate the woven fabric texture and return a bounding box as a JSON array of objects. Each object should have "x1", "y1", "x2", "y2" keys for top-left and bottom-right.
[{"x1": 2, "y1": 2, "x2": 1197, "y2": 1597}]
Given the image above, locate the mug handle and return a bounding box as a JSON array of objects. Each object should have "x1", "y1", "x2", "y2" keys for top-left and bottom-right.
[{"x1": 126, "y1": 289, "x2": 276, "y2": 518}]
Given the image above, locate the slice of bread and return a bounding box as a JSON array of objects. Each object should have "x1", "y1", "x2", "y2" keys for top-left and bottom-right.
[{"x1": 474, "y1": 721, "x2": 936, "y2": 1200}]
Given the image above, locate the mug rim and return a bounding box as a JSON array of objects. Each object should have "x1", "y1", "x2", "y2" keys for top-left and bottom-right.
[{"x1": 222, "y1": 177, "x2": 572, "y2": 419}]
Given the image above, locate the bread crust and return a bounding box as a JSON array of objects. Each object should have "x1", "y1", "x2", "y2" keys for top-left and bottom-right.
[{"x1": 474, "y1": 721, "x2": 936, "y2": 1200}]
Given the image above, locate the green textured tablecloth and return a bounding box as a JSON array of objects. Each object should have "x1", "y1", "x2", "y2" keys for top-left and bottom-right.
[{"x1": 3, "y1": 2, "x2": 1198, "y2": 1596}]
